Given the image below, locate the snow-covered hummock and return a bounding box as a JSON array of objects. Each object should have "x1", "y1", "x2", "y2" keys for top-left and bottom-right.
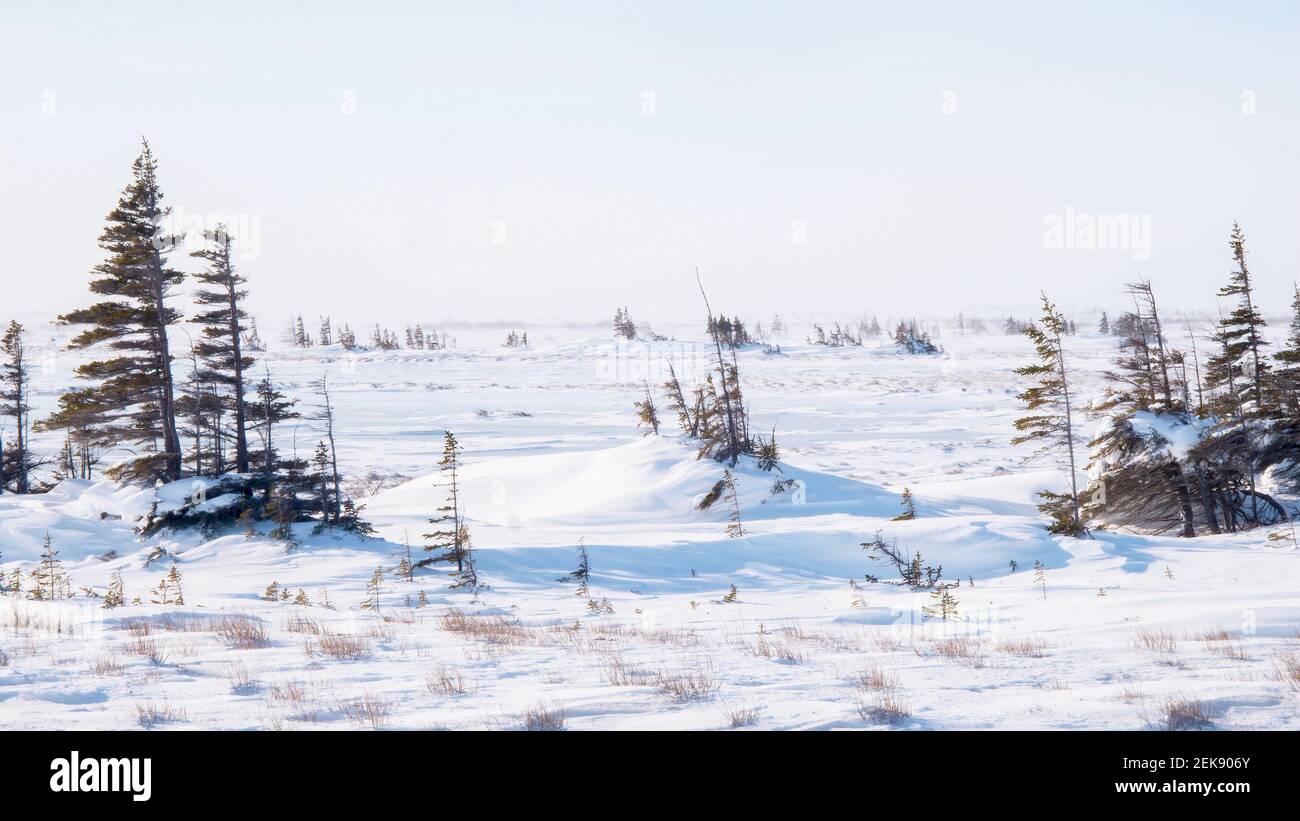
[{"x1": 1, "y1": 320, "x2": 1298, "y2": 730}]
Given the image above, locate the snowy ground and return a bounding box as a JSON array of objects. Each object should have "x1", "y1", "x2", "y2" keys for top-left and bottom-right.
[{"x1": 2, "y1": 319, "x2": 1299, "y2": 730}]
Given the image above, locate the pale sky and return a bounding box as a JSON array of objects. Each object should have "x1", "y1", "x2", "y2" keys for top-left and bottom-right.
[{"x1": 3, "y1": 1, "x2": 1299, "y2": 327}]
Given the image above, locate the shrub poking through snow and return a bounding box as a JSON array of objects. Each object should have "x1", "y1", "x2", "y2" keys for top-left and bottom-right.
[
  {"x1": 1156, "y1": 696, "x2": 1215, "y2": 731},
  {"x1": 518, "y1": 702, "x2": 566, "y2": 731},
  {"x1": 103, "y1": 569, "x2": 125, "y2": 609},
  {"x1": 857, "y1": 693, "x2": 910, "y2": 725},
  {"x1": 1033, "y1": 560, "x2": 1047, "y2": 599},
  {"x1": 723, "y1": 469, "x2": 744, "y2": 538},
  {"x1": 557, "y1": 541, "x2": 592, "y2": 599},
  {"x1": 634, "y1": 380, "x2": 661, "y2": 436},
  {"x1": 891, "y1": 488, "x2": 917, "y2": 521},
  {"x1": 922, "y1": 584, "x2": 960, "y2": 621},
  {"x1": 722, "y1": 584, "x2": 739, "y2": 603}
]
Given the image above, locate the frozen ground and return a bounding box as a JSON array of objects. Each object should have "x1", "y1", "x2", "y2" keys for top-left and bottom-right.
[{"x1": 2, "y1": 319, "x2": 1298, "y2": 730}]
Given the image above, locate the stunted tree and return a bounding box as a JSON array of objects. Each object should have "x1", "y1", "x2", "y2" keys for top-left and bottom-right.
[
  {"x1": 29, "y1": 533, "x2": 67, "y2": 601},
  {"x1": 1086, "y1": 281, "x2": 1201, "y2": 537},
  {"x1": 54, "y1": 139, "x2": 185, "y2": 482},
  {"x1": 190, "y1": 225, "x2": 254, "y2": 473},
  {"x1": 662, "y1": 359, "x2": 697, "y2": 437},
  {"x1": 891, "y1": 488, "x2": 917, "y2": 521},
  {"x1": 1, "y1": 321, "x2": 32, "y2": 493},
  {"x1": 1198, "y1": 225, "x2": 1275, "y2": 527},
  {"x1": 557, "y1": 540, "x2": 592, "y2": 598},
  {"x1": 421, "y1": 431, "x2": 469, "y2": 572},
  {"x1": 634, "y1": 380, "x2": 661, "y2": 436},
  {"x1": 314, "y1": 376, "x2": 342, "y2": 522},
  {"x1": 722, "y1": 468, "x2": 744, "y2": 538},
  {"x1": 697, "y1": 271, "x2": 742, "y2": 464},
  {"x1": 248, "y1": 368, "x2": 301, "y2": 507},
  {"x1": 1012, "y1": 293, "x2": 1084, "y2": 535},
  {"x1": 1210, "y1": 223, "x2": 1270, "y2": 416}
]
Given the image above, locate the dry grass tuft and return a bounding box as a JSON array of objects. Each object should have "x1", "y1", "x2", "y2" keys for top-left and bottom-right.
[
  {"x1": 932, "y1": 636, "x2": 984, "y2": 666},
  {"x1": 90, "y1": 656, "x2": 124, "y2": 676},
  {"x1": 215, "y1": 615, "x2": 270, "y2": 649},
  {"x1": 746, "y1": 634, "x2": 808, "y2": 664},
  {"x1": 851, "y1": 667, "x2": 899, "y2": 692},
  {"x1": 996, "y1": 636, "x2": 1049, "y2": 658},
  {"x1": 1134, "y1": 627, "x2": 1178, "y2": 654},
  {"x1": 1207, "y1": 642, "x2": 1251, "y2": 662},
  {"x1": 518, "y1": 702, "x2": 566, "y2": 731},
  {"x1": 338, "y1": 691, "x2": 392, "y2": 729},
  {"x1": 306, "y1": 629, "x2": 371, "y2": 660},
  {"x1": 1115, "y1": 683, "x2": 1147, "y2": 704},
  {"x1": 268, "y1": 680, "x2": 308, "y2": 708},
  {"x1": 857, "y1": 693, "x2": 911, "y2": 725},
  {"x1": 135, "y1": 700, "x2": 188, "y2": 728},
  {"x1": 126, "y1": 636, "x2": 167, "y2": 665},
  {"x1": 1193, "y1": 627, "x2": 1234, "y2": 642},
  {"x1": 438, "y1": 608, "x2": 529, "y2": 646},
  {"x1": 599, "y1": 653, "x2": 656, "y2": 687},
  {"x1": 656, "y1": 669, "x2": 719, "y2": 702},
  {"x1": 224, "y1": 661, "x2": 259, "y2": 694},
  {"x1": 1267, "y1": 652, "x2": 1300, "y2": 691},
  {"x1": 425, "y1": 664, "x2": 473, "y2": 696},
  {"x1": 1156, "y1": 696, "x2": 1215, "y2": 731},
  {"x1": 723, "y1": 706, "x2": 760, "y2": 728},
  {"x1": 282, "y1": 614, "x2": 322, "y2": 635}
]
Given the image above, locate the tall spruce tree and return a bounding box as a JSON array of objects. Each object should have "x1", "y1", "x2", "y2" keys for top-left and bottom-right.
[
  {"x1": 54, "y1": 140, "x2": 185, "y2": 482},
  {"x1": 1, "y1": 321, "x2": 33, "y2": 493},
  {"x1": 1209, "y1": 223, "x2": 1270, "y2": 417},
  {"x1": 248, "y1": 368, "x2": 301, "y2": 506},
  {"x1": 190, "y1": 225, "x2": 253, "y2": 473},
  {"x1": 1012, "y1": 293, "x2": 1084, "y2": 534},
  {"x1": 421, "y1": 431, "x2": 468, "y2": 571},
  {"x1": 314, "y1": 376, "x2": 342, "y2": 522},
  {"x1": 1201, "y1": 225, "x2": 1270, "y2": 524}
]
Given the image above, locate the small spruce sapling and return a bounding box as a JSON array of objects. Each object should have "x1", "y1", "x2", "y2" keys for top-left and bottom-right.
[
  {"x1": 891, "y1": 488, "x2": 917, "y2": 521},
  {"x1": 1033, "y1": 560, "x2": 1047, "y2": 599},
  {"x1": 361, "y1": 566, "x2": 384, "y2": 612}
]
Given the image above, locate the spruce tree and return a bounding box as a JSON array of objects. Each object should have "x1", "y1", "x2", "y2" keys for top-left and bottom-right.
[
  {"x1": 190, "y1": 225, "x2": 254, "y2": 473},
  {"x1": 421, "y1": 431, "x2": 468, "y2": 571},
  {"x1": 54, "y1": 140, "x2": 185, "y2": 482},
  {"x1": 892, "y1": 488, "x2": 917, "y2": 521},
  {"x1": 248, "y1": 368, "x2": 301, "y2": 506},
  {"x1": 1012, "y1": 293, "x2": 1084, "y2": 535},
  {"x1": 697, "y1": 272, "x2": 742, "y2": 464},
  {"x1": 557, "y1": 540, "x2": 592, "y2": 598},
  {"x1": 103, "y1": 568, "x2": 125, "y2": 608},
  {"x1": 0, "y1": 321, "x2": 33, "y2": 493},
  {"x1": 361, "y1": 566, "x2": 384, "y2": 612},
  {"x1": 634, "y1": 380, "x2": 661, "y2": 436},
  {"x1": 311, "y1": 441, "x2": 334, "y2": 520},
  {"x1": 662, "y1": 360, "x2": 697, "y2": 437},
  {"x1": 1209, "y1": 223, "x2": 1270, "y2": 417},
  {"x1": 723, "y1": 468, "x2": 744, "y2": 538},
  {"x1": 314, "y1": 376, "x2": 342, "y2": 522},
  {"x1": 29, "y1": 533, "x2": 66, "y2": 601},
  {"x1": 1087, "y1": 281, "x2": 1202, "y2": 536}
]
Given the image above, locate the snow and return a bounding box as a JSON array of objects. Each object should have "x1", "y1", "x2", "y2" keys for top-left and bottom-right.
[{"x1": 2, "y1": 321, "x2": 1299, "y2": 731}]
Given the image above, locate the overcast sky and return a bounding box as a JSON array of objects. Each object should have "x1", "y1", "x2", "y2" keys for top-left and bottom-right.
[{"x1": 3, "y1": 1, "x2": 1299, "y2": 328}]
